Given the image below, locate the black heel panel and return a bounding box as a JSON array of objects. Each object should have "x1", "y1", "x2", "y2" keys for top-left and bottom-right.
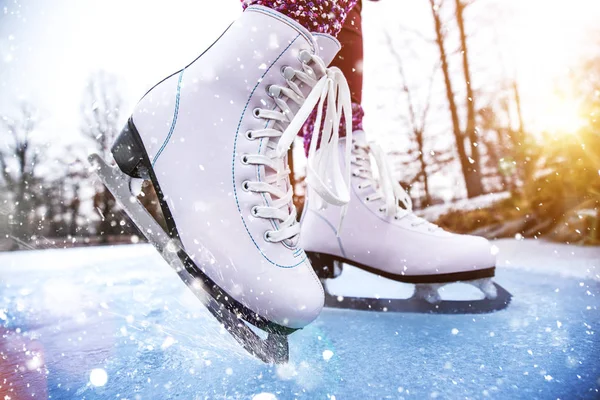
[
  {"x1": 307, "y1": 252, "x2": 338, "y2": 279},
  {"x1": 111, "y1": 118, "x2": 152, "y2": 179}
]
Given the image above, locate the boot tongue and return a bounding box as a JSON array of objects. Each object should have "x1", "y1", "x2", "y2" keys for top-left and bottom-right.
[
  {"x1": 266, "y1": 34, "x2": 342, "y2": 245},
  {"x1": 348, "y1": 129, "x2": 375, "y2": 190},
  {"x1": 312, "y1": 33, "x2": 341, "y2": 66},
  {"x1": 351, "y1": 130, "x2": 368, "y2": 147}
]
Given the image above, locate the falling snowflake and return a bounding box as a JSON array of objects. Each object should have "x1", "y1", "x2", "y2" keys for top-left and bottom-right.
[
  {"x1": 322, "y1": 349, "x2": 334, "y2": 361},
  {"x1": 89, "y1": 368, "x2": 108, "y2": 387}
]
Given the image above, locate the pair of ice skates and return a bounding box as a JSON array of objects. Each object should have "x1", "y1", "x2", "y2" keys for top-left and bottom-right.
[{"x1": 91, "y1": 6, "x2": 508, "y2": 364}]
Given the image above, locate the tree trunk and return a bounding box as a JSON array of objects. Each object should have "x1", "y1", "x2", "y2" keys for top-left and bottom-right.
[
  {"x1": 99, "y1": 189, "x2": 111, "y2": 243},
  {"x1": 69, "y1": 184, "x2": 80, "y2": 237},
  {"x1": 429, "y1": 0, "x2": 483, "y2": 198},
  {"x1": 416, "y1": 133, "x2": 432, "y2": 207},
  {"x1": 455, "y1": 0, "x2": 484, "y2": 196},
  {"x1": 512, "y1": 81, "x2": 525, "y2": 139},
  {"x1": 511, "y1": 80, "x2": 530, "y2": 186},
  {"x1": 14, "y1": 148, "x2": 28, "y2": 240},
  {"x1": 493, "y1": 129, "x2": 509, "y2": 190}
]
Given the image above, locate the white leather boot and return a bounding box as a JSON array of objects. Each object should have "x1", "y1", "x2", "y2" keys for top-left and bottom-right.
[
  {"x1": 101, "y1": 5, "x2": 352, "y2": 336},
  {"x1": 300, "y1": 130, "x2": 497, "y2": 302}
]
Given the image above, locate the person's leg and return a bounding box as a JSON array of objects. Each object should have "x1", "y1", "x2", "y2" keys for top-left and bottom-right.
[
  {"x1": 300, "y1": 1, "x2": 364, "y2": 154},
  {"x1": 241, "y1": 0, "x2": 358, "y2": 37},
  {"x1": 332, "y1": 0, "x2": 364, "y2": 116}
]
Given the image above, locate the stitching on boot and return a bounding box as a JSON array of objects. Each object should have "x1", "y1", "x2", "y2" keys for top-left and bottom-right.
[
  {"x1": 152, "y1": 69, "x2": 185, "y2": 166},
  {"x1": 309, "y1": 210, "x2": 348, "y2": 259}
]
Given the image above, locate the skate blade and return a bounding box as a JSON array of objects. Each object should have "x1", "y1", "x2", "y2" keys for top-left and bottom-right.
[
  {"x1": 309, "y1": 252, "x2": 509, "y2": 314},
  {"x1": 323, "y1": 279, "x2": 511, "y2": 315},
  {"x1": 89, "y1": 153, "x2": 291, "y2": 363},
  {"x1": 321, "y1": 267, "x2": 510, "y2": 315},
  {"x1": 412, "y1": 278, "x2": 498, "y2": 305}
]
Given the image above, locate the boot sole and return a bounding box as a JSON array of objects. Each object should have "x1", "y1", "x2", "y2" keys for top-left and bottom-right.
[{"x1": 307, "y1": 251, "x2": 495, "y2": 284}]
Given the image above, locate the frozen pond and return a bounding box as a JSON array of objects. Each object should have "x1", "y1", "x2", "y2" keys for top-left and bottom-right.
[{"x1": 0, "y1": 239, "x2": 598, "y2": 399}]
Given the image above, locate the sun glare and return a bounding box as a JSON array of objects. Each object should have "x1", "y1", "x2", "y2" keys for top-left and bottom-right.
[
  {"x1": 535, "y1": 95, "x2": 586, "y2": 136},
  {"x1": 509, "y1": 1, "x2": 599, "y2": 138}
]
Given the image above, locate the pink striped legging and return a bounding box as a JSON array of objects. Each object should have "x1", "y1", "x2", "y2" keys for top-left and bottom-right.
[{"x1": 241, "y1": 0, "x2": 367, "y2": 154}]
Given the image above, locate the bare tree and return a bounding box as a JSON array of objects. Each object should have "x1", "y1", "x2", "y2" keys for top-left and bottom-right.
[
  {"x1": 82, "y1": 71, "x2": 123, "y2": 158},
  {"x1": 65, "y1": 159, "x2": 85, "y2": 237},
  {"x1": 81, "y1": 71, "x2": 125, "y2": 240},
  {"x1": 477, "y1": 103, "x2": 512, "y2": 189},
  {"x1": 429, "y1": 0, "x2": 485, "y2": 198},
  {"x1": 58, "y1": 149, "x2": 88, "y2": 237},
  {"x1": 0, "y1": 102, "x2": 44, "y2": 241},
  {"x1": 385, "y1": 31, "x2": 442, "y2": 206},
  {"x1": 455, "y1": 0, "x2": 483, "y2": 182}
]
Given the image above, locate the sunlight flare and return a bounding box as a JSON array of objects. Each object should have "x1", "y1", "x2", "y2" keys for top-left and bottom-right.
[{"x1": 537, "y1": 94, "x2": 586, "y2": 135}]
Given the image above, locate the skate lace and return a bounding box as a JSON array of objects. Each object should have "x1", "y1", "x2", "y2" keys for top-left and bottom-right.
[
  {"x1": 244, "y1": 50, "x2": 352, "y2": 245},
  {"x1": 352, "y1": 142, "x2": 441, "y2": 232}
]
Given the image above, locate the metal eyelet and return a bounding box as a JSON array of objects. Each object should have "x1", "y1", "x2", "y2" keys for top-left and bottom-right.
[
  {"x1": 253, "y1": 108, "x2": 261, "y2": 118},
  {"x1": 251, "y1": 206, "x2": 259, "y2": 216},
  {"x1": 264, "y1": 230, "x2": 273, "y2": 242},
  {"x1": 282, "y1": 66, "x2": 295, "y2": 80},
  {"x1": 241, "y1": 154, "x2": 250, "y2": 165},
  {"x1": 242, "y1": 180, "x2": 251, "y2": 191},
  {"x1": 298, "y1": 49, "x2": 312, "y2": 64},
  {"x1": 365, "y1": 196, "x2": 370, "y2": 202},
  {"x1": 357, "y1": 184, "x2": 363, "y2": 190},
  {"x1": 379, "y1": 207, "x2": 385, "y2": 213},
  {"x1": 245, "y1": 130, "x2": 254, "y2": 140},
  {"x1": 268, "y1": 85, "x2": 281, "y2": 98}
]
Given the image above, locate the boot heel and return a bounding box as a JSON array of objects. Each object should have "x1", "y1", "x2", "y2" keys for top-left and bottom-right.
[
  {"x1": 111, "y1": 118, "x2": 151, "y2": 179},
  {"x1": 307, "y1": 252, "x2": 340, "y2": 279}
]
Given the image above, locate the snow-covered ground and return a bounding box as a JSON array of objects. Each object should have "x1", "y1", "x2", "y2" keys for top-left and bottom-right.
[
  {"x1": 495, "y1": 239, "x2": 600, "y2": 281},
  {"x1": 416, "y1": 192, "x2": 512, "y2": 221},
  {"x1": 0, "y1": 240, "x2": 598, "y2": 399}
]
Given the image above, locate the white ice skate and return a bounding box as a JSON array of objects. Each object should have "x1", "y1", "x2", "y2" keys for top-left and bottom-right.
[
  {"x1": 90, "y1": 6, "x2": 353, "y2": 363},
  {"x1": 300, "y1": 131, "x2": 511, "y2": 314}
]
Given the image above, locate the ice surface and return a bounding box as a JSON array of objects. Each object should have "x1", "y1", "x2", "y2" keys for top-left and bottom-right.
[{"x1": 0, "y1": 240, "x2": 598, "y2": 399}]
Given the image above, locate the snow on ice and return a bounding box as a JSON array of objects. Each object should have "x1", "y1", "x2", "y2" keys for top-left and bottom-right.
[{"x1": 0, "y1": 240, "x2": 598, "y2": 398}]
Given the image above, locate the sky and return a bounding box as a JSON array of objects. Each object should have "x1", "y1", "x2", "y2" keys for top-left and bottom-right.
[{"x1": 1, "y1": 0, "x2": 599, "y2": 198}]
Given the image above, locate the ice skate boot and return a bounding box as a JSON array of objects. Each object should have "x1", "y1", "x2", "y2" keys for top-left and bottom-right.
[
  {"x1": 90, "y1": 6, "x2": 353, "y2": 362},
  {"x1": 300, "y1": 131, "x2": 511, "y2": 314}
]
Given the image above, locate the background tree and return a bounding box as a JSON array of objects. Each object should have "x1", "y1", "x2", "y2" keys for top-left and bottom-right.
[
  {"x1": 384, "y1": 30, "x2": 457, "y2": 207},
  {"x1": 81, "y1": 70, "x2": 162, "y2": 242},
  {"x1": 429, "y1": 0, "x2": 485, "y2": 198},
  {"x1": 0, "y1": 102, "x2": 44, "y2": 241},
  {"x1": 476, "y1": 103, "x2": 512, "y2": 192},
  {"x1": 81, "y1": 71, "x2": 127, "y2": 241}
]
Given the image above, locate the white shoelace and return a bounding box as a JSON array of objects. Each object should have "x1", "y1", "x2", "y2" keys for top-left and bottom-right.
[
  {"x1": 353, "y1": 142, "x2": 441, "y2": 232},
  {"x1": 244, "y1": 50, "x2": 353, "y2": 244}
]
